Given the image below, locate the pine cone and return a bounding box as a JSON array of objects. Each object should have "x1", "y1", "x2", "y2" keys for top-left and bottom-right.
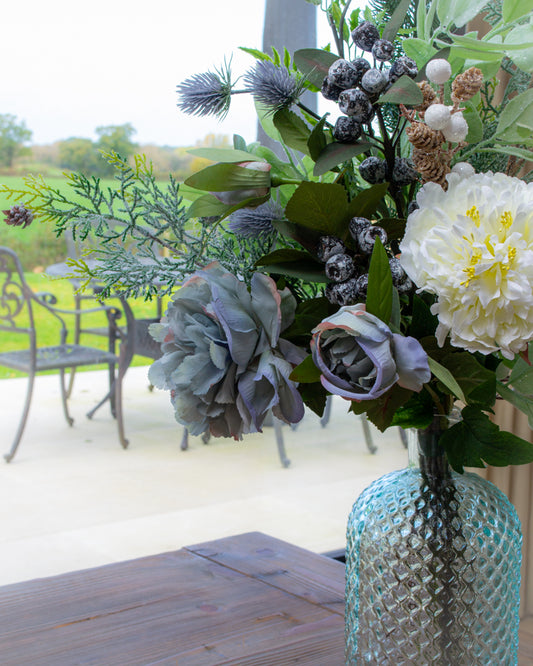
[
  {"x1": 412, "y1": 149, "x2": 451, "y2": 188},
  {"x1": 414, "y1": 81, "x2": 437, "y2": 112},
  {"x1": 406, "y1": 122, "x2": 444, "y2": 151},
  {"x1": 452, "y1": 67, "x2": 483, "y2": 102},
  {"x1": 3, "y1": 204, "x2": 34, "y2": 228}
]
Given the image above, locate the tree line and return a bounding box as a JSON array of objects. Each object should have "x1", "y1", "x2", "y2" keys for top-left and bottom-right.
[{"x1": 0, "y1": 113, "x2": 228, "y2": 180}]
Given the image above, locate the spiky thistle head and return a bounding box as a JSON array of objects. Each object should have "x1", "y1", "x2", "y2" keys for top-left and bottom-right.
[
  {"x1": 177, "y1": 61, "x2": 234, "y2": 119},
  {"x1": 243, "y1": 61, "x2": 305, "y2": 113},
  {"x1": 228, "y1": 200, "x2": 283, "y2": 238}
]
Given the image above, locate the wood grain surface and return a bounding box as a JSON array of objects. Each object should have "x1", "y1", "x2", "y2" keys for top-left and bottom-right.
[{"x1": 0, "y1": 532, "x2": 530, "y2": 665}]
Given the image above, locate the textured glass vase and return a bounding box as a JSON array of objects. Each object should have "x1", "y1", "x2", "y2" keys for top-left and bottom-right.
[{"x1": 345, "y1": 415, "x2": 522, "y2": 665}]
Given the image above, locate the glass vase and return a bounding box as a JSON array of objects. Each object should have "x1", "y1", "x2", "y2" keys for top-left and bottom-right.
[{"x1": 345, "y1": 414, "x2": 522, "y2": 665}]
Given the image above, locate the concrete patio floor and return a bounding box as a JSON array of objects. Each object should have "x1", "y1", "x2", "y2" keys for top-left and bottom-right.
[{"x1": 0, "y1": 366, "x2": 407, "y2": 586}]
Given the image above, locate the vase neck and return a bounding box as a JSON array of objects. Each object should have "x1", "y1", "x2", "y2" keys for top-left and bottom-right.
[{"x1": 407, "y1": 414, "x2": 455, "y2": 482}]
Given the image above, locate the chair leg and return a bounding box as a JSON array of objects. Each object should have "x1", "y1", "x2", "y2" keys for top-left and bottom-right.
[
  {"x1": 180, "y1": 429, "x2": 189, "y2": 451},
  {"x1": 361, "y1": 414, "x2": 377, "y2": 454},
  {"x1": 273, "y1": 414, "x2": 291, "y2": 468},
  {"x1": 114, "y1": 350, "x2": 129, "y2": 449},
  {"x1": 58, "y1": 369, "x2": 74, "y2": 426},
  {"x1": 320, "y1": 395, "x2": 333, "y2": 428},
  {"x1": 4, "y1": 372, "x2": 36, "y2": 463}
]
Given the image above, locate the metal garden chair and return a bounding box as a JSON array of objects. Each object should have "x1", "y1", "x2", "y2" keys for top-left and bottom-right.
[{"x1": 0, "y1": 246, "x2": 128, "y2": 462}]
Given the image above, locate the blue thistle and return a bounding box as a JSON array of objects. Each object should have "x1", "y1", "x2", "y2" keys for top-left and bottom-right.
[
  {"x1": 228, "y1": 201, "x2": 283, "y2": 238},
  {"x1": 177, "y1": 62, "x2": 233, "y2": 119},
  {"x1": 244, "y1": 61, "x2": 304, "y2": 113}
]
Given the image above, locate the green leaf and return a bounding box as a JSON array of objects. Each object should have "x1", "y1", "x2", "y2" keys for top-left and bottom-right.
[
  {"x1": 255, "y1": 248, "x2": 327, "y2": 282},
  {"x1": 440, "y1": 405, "x2": 533, "y2": 473},
  {"x1": 273, "y1": 108, "x2": 312, "y2": 155},
  {"x1": 346, "y1": 183, "x2": 390, "y2": 221},
  {"x1": 307, "y1": 114, "x2": 331, "y2": 161},
  {"x1": 350, "y1": 385, "x2": 413, "y2": 432},
  {"x1": 376, "y1": 217, "x2": 406, "y2": 243},
  {"x1": 439, "y1": 352, "x2": 495, "y2": 406},
  {"x1": 402, "y1": 38, "x2": 438, "y2": 69},
  {"x1": 495, "y1": 88, "x2": 533, "y2": 143},
  {"x1": 272, "y1": 218, "x2": 322, "y2": 255},
  {"x1": 497, "y1": 381, "x2": 533, "y2": 429},
  {"x1": 293, "y1": 48, "x2": 339, "y2": 88},
  {"x1": 255, "y1": 100, "x2": 283, "y2": 143},
  {"x1": 290, "y1": 355, "x2": 322, "y2": 383},
  {"x1": 285, "y1": 182, "x2": 348, "y2": 236},
  {"x1": 503, "y1": 0, "x2": 533, "y2": 22},
  {"x1": 366, "y1": 236, "x2": 393, "y2": 324},
  {"x1": 437, "y1": 0, "x2": 494, "y2": 29},
  {"x1": 504, "y1": 23, "x2": 533, "y2": 73},
  {"x1": 184, "y1": 163, "x2": 270, "y2": 192},
  {"x1": 283, "y1": 296, "x2": 331, "y2": 342},
  {"x1": 239, "y1": 46, "x2": 273, "y2": 62},
  {"x1": 409, "y1": 295, "x2": 438, "y2": 340},
  {"x1": 478, "y1": 145, "x2": 533, "y2": 161},
  {"x1": 509, "y1": 358, "x2": 533, "y2": 394},
  {"x1": 428, "y1": 356, "x2": 467, "y2": 403},
  {"x1": 186, "y1": 193, "x2": 268, "y2": 220},
  {"x1": 416, "y1": 0, "x2": 427, "y2": 40},
  {"x1": 233, "y1": 135, "x2": 247, "y2": 151},
  {"x1": 188, "y1": 148, "x2": 263, "y2": 163},
  {"x1": 312, "y1": 141, "x2": 372, "y2": 176},
  {"x1": 462, "y1": 101, "x2": 484, "y2": 144},
  {"x1": 382, "y1": 0, "x2": 412, "y2": 41},
  {"x1": 378, "y1": 75, "x2": 424, "y2": 105},
  {"x1": 298, "y1": 382, "x2": 328, "y2": 418},
  {"x1": 390, "y1": 391, "x2": 435, "y2": 430}
]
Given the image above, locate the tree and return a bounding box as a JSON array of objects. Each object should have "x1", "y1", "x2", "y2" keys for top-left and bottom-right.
[
  {"x1": 58, "y1": 137, "x2": 100, "y2": 175},
  {"x1": 0, "y1": 114, "x2": 32, "y2": 168},
  {"x1": 95, "y1": 123, "x2": 137, "y2": 175}
]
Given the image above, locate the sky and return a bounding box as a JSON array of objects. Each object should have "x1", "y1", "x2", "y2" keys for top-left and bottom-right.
[{"x1": 2, "y1": 0, "x2": 336, "y2": 148}]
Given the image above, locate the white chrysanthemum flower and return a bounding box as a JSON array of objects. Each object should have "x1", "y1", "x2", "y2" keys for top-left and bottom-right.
[{"x1": 399, "y1": 172, "x2": 533, "y2": 359}]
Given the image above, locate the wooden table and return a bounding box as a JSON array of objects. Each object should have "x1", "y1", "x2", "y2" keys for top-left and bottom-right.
[{"x1": 0, "y1": 532, "x2": 531, "y2": 665}]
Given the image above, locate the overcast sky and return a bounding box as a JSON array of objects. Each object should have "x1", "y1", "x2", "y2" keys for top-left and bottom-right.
[{"x1": 2, "y1": 0, "x2": 338, "y2": 148}]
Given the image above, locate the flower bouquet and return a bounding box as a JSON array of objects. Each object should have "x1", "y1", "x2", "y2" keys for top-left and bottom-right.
[{"x1": 3, "y1": 0, "x2": 533, "y2": 660}]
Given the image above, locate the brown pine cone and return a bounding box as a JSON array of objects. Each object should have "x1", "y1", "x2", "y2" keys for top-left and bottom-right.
[
  {"x1": 414, "y1": 81, "x2": 437, "y2": 112},
  {"x1": 452, "y1": 67, "x2": 483, "y2": 102},
  {"x1": 3, "y1": 204, "x2": 34, "y2": 228},
  {"x1": 412, "y1": 149, "x2": 451, "y2": 188},
  {"x1": 406, "y1": 122, "x2": 444, "y2": 151}
]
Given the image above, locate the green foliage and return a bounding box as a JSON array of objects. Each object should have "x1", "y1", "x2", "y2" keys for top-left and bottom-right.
[
  {"x1": 58, "y1": 137, "x2": 101, "y2": 176},
  {"x1": 0, "y1": 114, "x2": 32, "y2": 168},
  {"x1": 94, "y1": 124, "x2": 138, "y2": 178}
]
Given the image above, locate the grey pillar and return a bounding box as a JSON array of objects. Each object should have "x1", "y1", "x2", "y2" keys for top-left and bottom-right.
[{"x1": 258, "y1": 0, "x2": 317, "y2": 154}]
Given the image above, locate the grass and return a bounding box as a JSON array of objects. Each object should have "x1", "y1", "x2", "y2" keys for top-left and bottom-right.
[
  {"x1": 0, "y1": 272, "x2": 169, "y2": 380},
  {"x1": 0, "y1": 174, "x2": 120, "y2": 271}
]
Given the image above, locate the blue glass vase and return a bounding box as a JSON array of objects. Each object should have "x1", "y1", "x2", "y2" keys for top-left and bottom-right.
[{"x1": 345, "y1": 415, "x2": 522, "y2": 665}]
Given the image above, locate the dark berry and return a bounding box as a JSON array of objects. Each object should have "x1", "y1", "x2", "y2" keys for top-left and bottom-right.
[
  {"x1": 321, "y1": 77, "x2": 343, "y2": 102},
  {"x1": 358, "y1": 225, "x2": 388, "y2": 254},
  {"x1": 351, "y1": 57, "x2": 371, "y2": 84},
  {"x1": 359, "y1": 156, "x2": 387, "y2": 184},
  {"x1": 328, "y1": 59, "x2": 360, "y2": 90},
  {"x1": 349, "y1": 216, "x2": 371, "y2": 242},
  {"x1": 338, "y1": 89, "x2": 373, "y2": 122},
  {"x1": 317, "y1": 235, "x2": 345, "y2": 263},
  {"x1": 361, "y1": 68, "x2": 388, "y2": 95},
  {"x1": 351, "y1": 21, "x2": 380, "y2": 52},
  {"x1": 389, "y1": 56, "x2": 418, "y2": 84},
  {"x1": 390, "y1": 257, "x2": 413, "y2": 293},
  {"x1": 325, "y1": 253, "x2": 356, "y2": 282},
  {"x1": 326, "y1": 278, "x2": 361, "y2": 306},
  {"x1": 407, "y1": 200, "x2": 419, "y2": 215},
  {"x1": 372, "y1": 39, "x2": 394, "y2": 62},
  {"x1": 392, "y1": 158, "x2": 419, "y2": 186},
  {"x1": 333, "y1": 116, "x2": 362, "y2": 143},
  {"x1": 356, "y1": 274, "x2": 369, "y2": 298}
]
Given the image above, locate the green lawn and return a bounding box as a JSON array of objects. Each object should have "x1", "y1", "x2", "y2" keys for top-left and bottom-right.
[
  {"x1": 0, "y1": 272, "x2": 169, "y2": 380},
  {"x1": 0, "y1": 174, "x2": 120, "y2": 271}
]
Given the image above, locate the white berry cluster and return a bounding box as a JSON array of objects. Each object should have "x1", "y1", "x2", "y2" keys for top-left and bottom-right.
[{"x1": 404, "y1": 59, "x2": 483, "y2": 188}]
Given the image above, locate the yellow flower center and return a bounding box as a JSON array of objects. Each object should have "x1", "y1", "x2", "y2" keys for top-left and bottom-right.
[{"x1": 461, "y1": 209, "x2": 516, "y2": 287}]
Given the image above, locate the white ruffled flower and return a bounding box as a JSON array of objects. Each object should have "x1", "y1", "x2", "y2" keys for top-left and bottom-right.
[{"x1": 399, "y1": 172, "x2": 533, "y2": 359}]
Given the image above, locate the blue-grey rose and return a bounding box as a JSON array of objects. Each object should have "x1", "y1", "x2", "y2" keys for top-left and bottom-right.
[
  {"x1": 311, "y1": 304, "x2": 430, "y2": 400},
  {"x1": 148, "y1": 262, "x2": 306, "y2": 439}
]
